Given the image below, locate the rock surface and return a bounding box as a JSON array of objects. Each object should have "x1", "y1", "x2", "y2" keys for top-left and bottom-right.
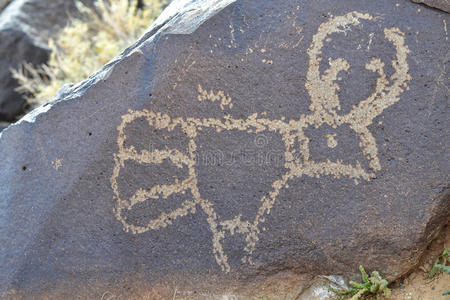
[
  {"x1": 0, "y1": 0, "x2": 93, "y2": 122},
  {"x1": 411, "y1": 0, "x2": 450, "y2": 13},
  {"x1": 0, "y1": 0, "x2": 12, "y2": 12},
  {"x1": 0, "y1": 122, "x2": 10, "y2": 132},
  {"x1": 0, "y1": 0, "x2": 449, "y2": 298}
]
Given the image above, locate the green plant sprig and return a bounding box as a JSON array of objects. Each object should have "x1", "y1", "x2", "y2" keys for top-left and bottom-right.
[
  {"x1": 429, "y1": 248, "x2": 449, "y2": 296},
  {"x1": 429, "y1": 248, "x2": 449, "y2": 278},
  {"x1": 330, "y1": 265, "x2": 391, "y2": 300}
]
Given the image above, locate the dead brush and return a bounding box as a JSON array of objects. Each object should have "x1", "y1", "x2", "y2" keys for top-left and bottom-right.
[{"x1": 11, "y1": 0, "x2": 165, "y2": 107}]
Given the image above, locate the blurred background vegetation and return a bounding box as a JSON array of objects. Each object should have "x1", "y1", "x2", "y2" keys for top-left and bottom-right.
[{"x1": 11, "y1": 0, "x2": 165, "y2": 108}]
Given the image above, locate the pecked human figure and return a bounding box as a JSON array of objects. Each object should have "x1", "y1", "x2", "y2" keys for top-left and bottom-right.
[{"x1": 0, "y1": 0, "x2": 449, "y2": 298}]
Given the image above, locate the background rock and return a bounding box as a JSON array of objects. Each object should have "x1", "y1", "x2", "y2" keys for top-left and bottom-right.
[
  {"x1": 411, "y1": 0, "x2": 450, "y2": 13},
  {"x1": 0, "y1": 0, "x2": 12, "y2": 12},
  {"x1": 0, "y1": 121, "x2": 9, "y2": 131},
  {"x1": 0, "y1": 0, "x2": 449, "y2": 298},
  {"x1": 0, "y1": 0, "x2": 94, "y2": 122}
]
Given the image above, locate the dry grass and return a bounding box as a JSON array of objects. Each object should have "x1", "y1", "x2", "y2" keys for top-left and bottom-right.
[{"x1": 11, "y1": 0, "x2": 165, "y2": 107}]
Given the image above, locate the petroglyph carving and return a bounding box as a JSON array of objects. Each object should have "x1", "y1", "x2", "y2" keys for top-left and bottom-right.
[
  {"x1": 197, "y1": 84, "x2": 233, "y2": 110},
  {"x1": 110, "y1": 12, "x2": 411, "y2": 272},
  {"x1": 52, "y1": 159, "x2": 62, "y2": 170}
]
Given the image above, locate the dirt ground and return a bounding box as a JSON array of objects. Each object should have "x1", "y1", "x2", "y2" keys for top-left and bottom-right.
[{"x1": 388, "y1": 221, "x2": 450, "y2": 300}]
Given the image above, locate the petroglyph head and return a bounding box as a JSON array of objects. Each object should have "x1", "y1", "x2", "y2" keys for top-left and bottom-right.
[{"x1": 298, "y1": 11, "x2": 411, "y2": 179}]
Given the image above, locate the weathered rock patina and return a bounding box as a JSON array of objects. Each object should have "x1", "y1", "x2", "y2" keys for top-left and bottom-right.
[{"x1": 0, "y1": 0, "x2": 449, "y2": 298}]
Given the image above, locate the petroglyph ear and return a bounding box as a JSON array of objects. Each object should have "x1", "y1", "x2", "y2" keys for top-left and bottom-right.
[
  {"x1": 347, "y1": 27, "x2": 411, "y2": 126},
  {"x1": 306, "y1": 12, "x2": 373, "y2": 115},
  {"x1": 342, "y1": 28, "x2": 411, "y2": 173},
  {"x1": 111, "y1": 109, "x2": 198, "y2": 234}
]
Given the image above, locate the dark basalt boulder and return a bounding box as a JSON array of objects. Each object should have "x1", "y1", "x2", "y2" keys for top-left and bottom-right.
[
  {"x1": 0, "y1": 0, "x2": 449, "y2": 298},
  {"x1": 0, "y1": 0, "x2": 12, "y2": 12},
  {"x1": 411, "y1": 0, "x2": 450, "y2": 13}
]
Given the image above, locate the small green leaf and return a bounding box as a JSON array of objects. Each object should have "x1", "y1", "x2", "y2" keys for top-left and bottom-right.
[
  {"x1": 383, "y1": 287, "x2": 391, "y2": 297},
  {"x1": 435, "y1": 264, "x2": 450, "y2": 274},
  {"x1": 359, "y1": 265, "x2": 369, "y2": 283},
  {"x1": 329, "y1": 287, "x2": 350, "y2": 295},
  {"x1": 349, "y1": 281, "x2": 368, "y2": 289},
  {"x1": 349, "y1": 289, "x2": 366, "y2": 300},
  {"x1": 442, "y1": 248, "x2": 449, "y2": 257},
  {"x1": 429, "y1": 258, "x2": 440, "y2": 278}
]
